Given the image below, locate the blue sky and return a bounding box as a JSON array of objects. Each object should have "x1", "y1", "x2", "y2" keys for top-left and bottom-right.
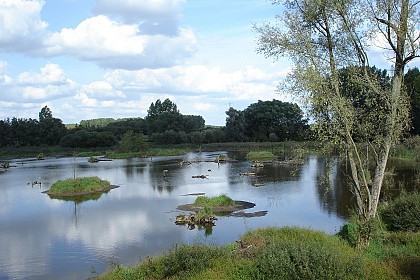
[{"x1": 0, "y1": 0, "x2": 418, "y2": 126}]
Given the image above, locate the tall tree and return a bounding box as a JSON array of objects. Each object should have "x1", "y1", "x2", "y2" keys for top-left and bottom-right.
[
  {"x1": 225, "y1": 107, "x2": 247, "y2": 142},
  {"x1": 243, "y1": 99, "x2": 308, "y2": 141},
  {"x1": 38, "y1": 106, "x2": 67, "y2": 145},
  {"x1": 39, "y1": 105, "x2": 52, "y2": 122},
  {"x1": 146, "y1": 99, "x2": 182, "y2": 134},
  {"x1": 255, "y1": 0, "x2": 419, "y2": 245},
  {"x1": 404, "y1": 67, "x2": 420, "y2": 135}
]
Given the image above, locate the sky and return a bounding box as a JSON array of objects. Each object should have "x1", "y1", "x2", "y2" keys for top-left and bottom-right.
[{"x1": 0, "y1": 0, "x2": 418, "y2": 126}]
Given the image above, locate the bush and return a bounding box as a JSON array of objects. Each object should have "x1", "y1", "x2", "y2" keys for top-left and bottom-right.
[
  {"x1": 338, "y1": 218, "x2": 360, "y2": 247},
  {"x1": 160, "y1": 245, "x2": 223, "y2": 277},
  {"x1": 240, "y1": 228, "x2": 398, "y2": 280},
  {"x1": 380, "y1": 191, "x2": 420, "y2": 232}
]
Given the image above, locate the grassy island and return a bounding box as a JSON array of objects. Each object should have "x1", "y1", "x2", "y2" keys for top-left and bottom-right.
[
  {"x1": 46, "y1": 176, "x2": 118, "y2": 196},
  {"x1": 194, "y1": 194, "x2": 235, "y2": 208},
  {"x1": 176, "y1": 195, "x2": 255, "y2": 228}
]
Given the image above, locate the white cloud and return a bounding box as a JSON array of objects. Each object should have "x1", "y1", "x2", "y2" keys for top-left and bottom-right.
[
  {"x1": 44, "y1": 16, "x2": 197, "y2": 69},
  {"x1": 93, "y1": 0, "x2": 185, "y2": 35},
  {"x1": 17, "y1": 63, "x2": 67, "y2": 86},
  {"x1": 0, "y1": 60, "x2": 12, "y2": 84},
  {"x1": 1, "y1": 63, "x2": 77, "y2": 102},
  {"x1": 46, "y1": 16, "x2": 147, "y2": 57},
  {"x1": 0, "y1": 0, "x2": 47, "y2": 52}
]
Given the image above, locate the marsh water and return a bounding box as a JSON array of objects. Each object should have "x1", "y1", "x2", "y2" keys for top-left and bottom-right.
[{"x1": 0, "y1": 152, "x2": 418, "y2": 279}]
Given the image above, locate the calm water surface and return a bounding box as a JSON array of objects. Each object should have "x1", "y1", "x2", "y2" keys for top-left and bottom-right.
[{"x1": 0, "y1": 152, "x2": 417, "y2": 279}]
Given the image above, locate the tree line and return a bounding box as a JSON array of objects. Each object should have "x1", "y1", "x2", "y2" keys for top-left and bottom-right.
[
  {"x1": 0, "y1": 98, "x2": 309, "y2": 149},
  {"x1": 0, "y1": 67, "x2": 419, "y2": 149}
]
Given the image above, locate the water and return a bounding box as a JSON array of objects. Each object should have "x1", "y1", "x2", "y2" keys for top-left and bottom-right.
[{"x1": 0, "y1": 152, "x2": 417, "y2": 279}]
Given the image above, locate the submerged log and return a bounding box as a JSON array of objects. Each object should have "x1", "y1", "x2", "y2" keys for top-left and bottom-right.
[
  {"x1": 192, "y1": 175, "x2": 208, "y2": 179},
  {"x1": 240, "y1": 172, "x2": 256, "y2": 176}
]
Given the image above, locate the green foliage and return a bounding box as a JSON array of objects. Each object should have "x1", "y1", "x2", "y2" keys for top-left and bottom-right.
[
  {"x1": 380, "y1": 191, "x2": 420, "y2": 232},
  {"x1": 119, "y1": 131, "x2": 148, "y2": 153},
  {"x1": 49, "y1": 176, "x2": 110, "y2": 194},
  {"x1": 338, "y1": 218, "x2": 360, "y2": 247},
  {"x1": 99, "y1": 227, "x2": 402, "y2": 280},
  {"x1": 194, "y1": 194, "x2": 235, "y2": 207},
  {"x1": 225, "y1": 107, "x2": 248, "y2": 142},
  {"x1": 404, "y1": 67, "x2": 420, "y2": 135},
  {"x1": 79, "y1": 118, "x2": 117, "y2": 128},
  {"x1": 59, "y1": 130, "x2": 116, "y2": 148},
  {"x1": 225, "y1": 100, "x2": 309, "y2": 142},
  {"x1": 243, "y1": 99, "x2": 309, "y2": 142}
]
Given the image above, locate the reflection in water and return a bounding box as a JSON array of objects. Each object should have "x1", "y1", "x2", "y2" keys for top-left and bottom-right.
[{"x1": 0, "y1": 153, "x2": 417, "y2": 280}]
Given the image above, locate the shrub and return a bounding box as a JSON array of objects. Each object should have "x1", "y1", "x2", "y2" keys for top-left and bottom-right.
[
  {"x1": 380, "y1": 191, "x2": 420, "y2": 232},
  {"x1": 338, "y1": 218, "x2": 360, "y2": 247},
  {"x1": 160, "y1": 245, "x2": 223, "y2": 277}
]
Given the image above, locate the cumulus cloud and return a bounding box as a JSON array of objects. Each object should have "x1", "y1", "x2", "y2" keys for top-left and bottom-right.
[
  {"x1": 92, "y1": 0, "x2": 185, "y2": 35},
  {"x1": 44, "y1": 15, "x2": 197, "y2": 69},
  {"x1": 101, "y1": 64, "x2": 283, "y2": 96},
  {"x1": 0, "y1": 0, "x2": 196, "y2": 70},
  {"x1": 17, "y1": 63, "x2": 67, "y2": 86},
  {"x1": 1, "y1": 63, "x2": 77, "y2": 102},
  {"x1": 0, "y1": 0, "x2": 47, "y2": 52}
]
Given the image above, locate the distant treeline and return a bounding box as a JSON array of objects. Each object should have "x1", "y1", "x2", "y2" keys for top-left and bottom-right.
[{"x1": 0, "y1": 98, "x2": 312, "y2": 149}]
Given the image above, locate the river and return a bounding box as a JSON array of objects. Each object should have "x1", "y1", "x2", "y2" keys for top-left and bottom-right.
[{"x1": 0, "y1": 152, "x2": 418, "y2": 279}]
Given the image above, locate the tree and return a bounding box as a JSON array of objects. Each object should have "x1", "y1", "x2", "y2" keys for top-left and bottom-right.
[
  {"x1": 404, "y1": 67, "x2": 420, "y2": 135},
  {"x1": 255, "y1": 0, "x2": 419, "y2": 245},
  {"x1": 38, "y1": 106, "x2": 67, "y2": 145},
  {"x1": 60, "y1": 130, "x2": 116, "y2": 148},
  {"x1": 119, "y1": 131, "x2": 148, "y2": 153},
  {"x1": 225, "y1": 107, "x2": 247, "y2": 142},
  {"x1": 243, "y1": 99, "x2": 308, "y2": 141},
  {"x1": 146, "y1": 99, "x2": 182, "y2": 134},
  {"x1": 39, "y1": 105, "x2": 52, "y2": 122}
]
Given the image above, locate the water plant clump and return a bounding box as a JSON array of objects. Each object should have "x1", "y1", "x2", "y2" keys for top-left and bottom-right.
[{"x1": 48, "y1": 176, "x2": 111, "y2": 195}]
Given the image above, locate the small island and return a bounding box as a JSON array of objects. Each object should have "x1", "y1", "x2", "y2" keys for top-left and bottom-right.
[
  {"x1": 43, "y1": 176, "x2": 119, "y2": 197},
  {"x1": 176, "y1": 194, "x2": 256, "y2": 228}
]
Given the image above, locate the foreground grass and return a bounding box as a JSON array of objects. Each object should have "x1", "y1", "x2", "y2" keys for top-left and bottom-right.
[
  {"x1": 99, "y1": 227, "x2": 415, "y2": 280},
  {"x1": 48, "y1": 176, "x2": 111, "y2": 195}
]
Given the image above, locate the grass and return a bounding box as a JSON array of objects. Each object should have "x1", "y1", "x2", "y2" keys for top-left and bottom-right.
[
  {"x1": 194, "y1": 194, "x2": 235, "y2": 208},
  {"x1": 246, "y1": 151, "x2": 275, "y2": 161},
  {"x1": 48, "y1": 176, "x2": 111, "y2": 195},
  {"x1": 99, "y1": 227, "x2": 406, "y2": 280}
]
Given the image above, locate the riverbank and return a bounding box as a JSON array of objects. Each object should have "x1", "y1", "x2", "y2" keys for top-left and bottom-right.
[
  {"x1": 98, "y1": 227, "x2": 419, "y2": 280},
  {"x1": 99, "y1": 190, "x2": 420, "y2": 279},
  {"x1": 0, "y1": 141, "x2": 418, "y2": 162}
]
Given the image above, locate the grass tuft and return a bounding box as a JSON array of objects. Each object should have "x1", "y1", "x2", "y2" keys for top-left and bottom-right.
[{"x1": 194, "y1": 194, "x2": 235, "y2": 208}]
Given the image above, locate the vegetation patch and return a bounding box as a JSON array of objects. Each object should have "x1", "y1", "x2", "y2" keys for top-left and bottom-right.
[
  {"x1": 99, "y1": 227, "x2": 400, "y2": 280},
  {"x1": 246, "y1": 151, "x2": 274, "y2": 161},
  {"x1": 379, "y1": 191, "x2": 420, "y2": 232},
  {"x1": 45, "y1": 176, "x2": 118, "y2": 196},
  {"x1": 176, "y1": 195, "x2": 254, "y2": 228},
  {"x1": 194, "y1": 194, "x2": 235, "y2": 208}
]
